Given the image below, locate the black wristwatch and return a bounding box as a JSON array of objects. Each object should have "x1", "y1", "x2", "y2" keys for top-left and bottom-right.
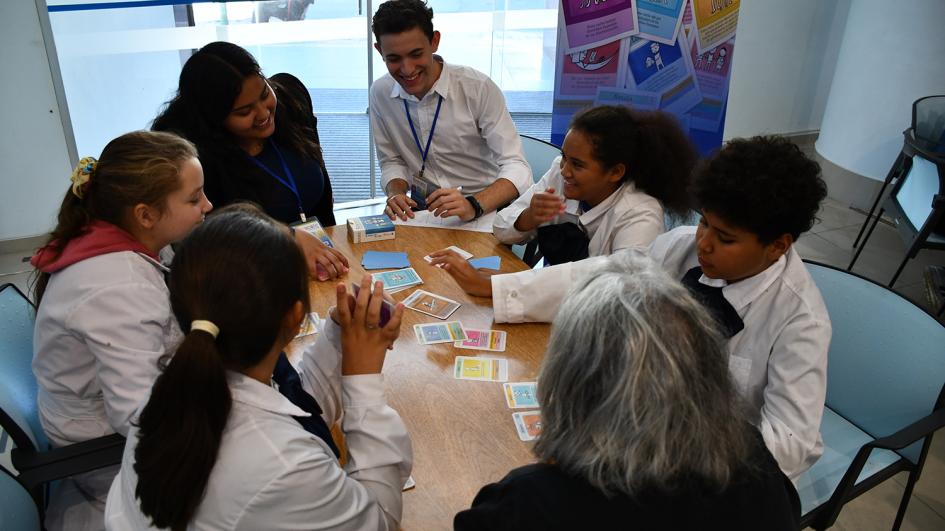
[{"x1": 465, "y1": 195, "x2": 484, "y2": 220}]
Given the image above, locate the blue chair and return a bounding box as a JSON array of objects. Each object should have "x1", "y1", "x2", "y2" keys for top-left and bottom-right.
[
  {"x1": 796, "y1": 262, "x2": 945, "y2": 530},
  {"x1": 0, "y1": 283, "x2": 125, "y2": 519},
  {"x1": 514, "y1": 135, "x2": 562, "y2": 266},
  {"x1": 0, "y1": 466, "x2": 40, "y2": 531}
]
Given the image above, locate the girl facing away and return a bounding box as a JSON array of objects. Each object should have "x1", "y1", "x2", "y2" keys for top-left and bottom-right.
[
  {"x1": 30, "y1": 130, "x2": 212, "y2": 530},
  {"x1": 491, "y1": 105, "x2": 697, "y2": 265},
  {"x1": 105, "y1": 206, "x2": 413, "y2": 530}
]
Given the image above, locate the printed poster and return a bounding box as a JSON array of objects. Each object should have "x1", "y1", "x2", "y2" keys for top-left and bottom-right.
[
  {"x1": 690, "y1": 0, "x2": 739, "y2": 54},
  {"x1": 623, "y1": 35, "x2": 701, "y2": 115},
  {"x1": 636, "y1": 0, "x2": 687, "y2": 45},
  {"x1": 688, "y1": 35, "x2": 735, "y2": 132},
  {"x1": 593, "y1": 86, "x2": 660, "y2": 110},
  {"x1": 561, "y1": 0, "x2": 639, "y2": 53}
]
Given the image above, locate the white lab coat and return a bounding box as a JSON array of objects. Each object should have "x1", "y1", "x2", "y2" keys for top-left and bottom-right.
[
  {"x1": 105, "y1": 318, "x2": 414, "y2": 530},
  {"x1": 491, "y1": 227, "x2": 831, "y2": 479},
  {"x1": 32, "y1": 249, "x2": 180, "y2": 531},
  {"x1": 492, "y1": 157, "x2": 665, "y2": 255}
]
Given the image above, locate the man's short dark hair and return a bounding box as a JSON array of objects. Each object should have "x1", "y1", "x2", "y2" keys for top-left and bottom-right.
[
  {"x1": 372, "y1": 0, "x2": 434, "y2": 42},
  {"x1": 690, "y1": 135, "x2": 827, "y2": 244}
]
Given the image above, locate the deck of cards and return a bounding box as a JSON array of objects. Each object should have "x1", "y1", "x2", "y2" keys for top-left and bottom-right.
[
  {"x1": 453, "y1": 356, "x2": 509, "y2": 382},
  {"x1": 404, "y1": 290, "x2": 461, "y2": 320},
  {"x1": 410, "y1": 180, "x2": 440, "y2": 210},
  {"x1": 373, "y1": 268, "x2": 423, "y2": 293}
]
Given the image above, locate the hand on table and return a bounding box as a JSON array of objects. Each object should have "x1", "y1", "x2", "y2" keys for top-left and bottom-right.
[
  {"x1": 385, "y1": 193, "x2": 417, "y2": 221},
  {"x1": 295, "y1": 228, "x2": 350, "y2": 281},
  {"x1": 427, "y1": 188, "x2": 475, "y2": 221},
  {"x1": 334, "y1": 276, "x2": 404, "y2": 376},
  {"x1": 428, "y1": 250, "x2": 495, "y2": 297}
]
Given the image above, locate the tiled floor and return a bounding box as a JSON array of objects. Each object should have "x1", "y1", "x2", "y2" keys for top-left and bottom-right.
[{"x1": 2, "y1": 167, "x2": 943, "y2": 529}]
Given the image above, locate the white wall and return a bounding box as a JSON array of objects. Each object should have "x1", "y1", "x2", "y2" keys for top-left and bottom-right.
[
  {"x1": 723, "y1": 0, "x2": 850, "y2": 139},
  {"x1": 0, "y1": 1, "x2": 73, "y2": 242}
]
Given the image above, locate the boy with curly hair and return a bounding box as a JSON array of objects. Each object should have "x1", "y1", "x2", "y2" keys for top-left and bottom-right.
[{"x1": 433, "y1": 136, "x2": 831, "y2": 479}]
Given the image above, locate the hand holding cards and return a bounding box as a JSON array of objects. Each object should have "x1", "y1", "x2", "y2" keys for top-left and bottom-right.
[{"x1": 336, "y1": 278, "x2": 404, "y2": 376}]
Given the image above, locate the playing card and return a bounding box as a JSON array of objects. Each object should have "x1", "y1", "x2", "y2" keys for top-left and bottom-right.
[
  {"x1": 373, "y1": 268, "x2": 423, "y2": 291},
  {"x1": 350, "y1": 282, "x2": 394, "y2": 328},
  {"x1": 410, "y1": 180, "x2": 440, "y2": 210},
  {"x1": 453, "y1": 356, "x2": 509, "y2": 382},
  {"x1": 414, "y1": 322, "x2": 467, "y2": 344},
  {"x1": 294, "y1": 312, "x2": 320, "y2": 339},
  {"x1": 403, "y1": 289, "x2": 461, "y2": 320},
  {"x1": 402, "y1": 475, "x2": 416, "y2": 491},
  {"x1": 423, "y1": 245, "x2": 473, "y2": 263},
  {"x1": 454, "y1": 329, "x2": 507, "y2": 351},
  {"x1": 503, "y1": 382, "x2": 539, "y2": 409},
  {"x1": 512, "y1": 411, "x2": 542, "y2": 441}
]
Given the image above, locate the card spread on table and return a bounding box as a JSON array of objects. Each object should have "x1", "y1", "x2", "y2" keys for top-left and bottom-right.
[
  {"x1": 403, "y1": 289, "x2": 461, "y2": 320},
  {"x1": 469, "y1": 256, "x2": 501, "y2": 270},
  {"x1": 414, "y1": 322, "x2": 467, "y2": 344},
  {"x1": 512, "y1": 411, "x2": 542, "y2": 441},
  {"x1": 373, "y1": 268, "x2": 422, "y2": 292},
  {"x1": 423, "y1": 245, "x2": 473, "y2": 263},
  {"x1": 453, "y1": 356, "x2": 509, "y2": 382},
  {"x1": 454, "y1": 329, "x2": 507, "y2": 351},
  {"x1": 504, "y1": 382, "x2": 539, "y2": 409},
  {"x1": 294, "y1": 312, "x2": 320, "y2": 339},
  {"x1": 362, "y1": 250, "x2": 410, "y2": 270}
]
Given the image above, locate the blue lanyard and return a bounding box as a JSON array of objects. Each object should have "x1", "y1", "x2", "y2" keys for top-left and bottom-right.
[
  {"x1": 403, "y1": 95, "x2": 444, "y2": 180},
  {"x1": 249, "y1": 139, "x2": 306, "y2": 222}
]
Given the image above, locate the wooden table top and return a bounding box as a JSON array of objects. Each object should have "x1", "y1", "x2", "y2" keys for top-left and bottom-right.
[{"x1": 296, "y1": 224, "x2": 550, "y2": 531}]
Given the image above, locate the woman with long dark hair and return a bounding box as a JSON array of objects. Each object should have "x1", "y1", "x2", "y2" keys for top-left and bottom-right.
[{"x1": 153, "y1": 41, "x2": 348, "y2": 279}]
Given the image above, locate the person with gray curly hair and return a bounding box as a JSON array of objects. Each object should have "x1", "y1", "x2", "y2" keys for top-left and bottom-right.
[{"x1": 454, "y1": 254, "x2": 800, "y2": 530}]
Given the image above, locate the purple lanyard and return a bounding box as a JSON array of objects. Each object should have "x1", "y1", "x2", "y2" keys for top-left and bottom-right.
[
  {"x1": 249, "y1": 138, "x2": 306, "y2": 222},
  {"x1": 404, "y1": 95, "x2": 444, "y2": 180}
]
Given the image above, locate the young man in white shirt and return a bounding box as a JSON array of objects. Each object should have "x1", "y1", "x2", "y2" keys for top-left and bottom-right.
[
  {"x1": 431, "y1": 136, "x2": 832, "y2": 480},
  {"x1": 371, "y1": 0, "x2": 531, "y2": 222}
]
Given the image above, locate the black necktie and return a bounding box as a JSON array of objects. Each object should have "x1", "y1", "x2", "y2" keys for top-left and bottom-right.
[
  {"x1": 272, "y1": 352, "x2": 341, "y2": 458},
  {"x1": 680, "y1": 266, "x2": 745, "y2": 339}
]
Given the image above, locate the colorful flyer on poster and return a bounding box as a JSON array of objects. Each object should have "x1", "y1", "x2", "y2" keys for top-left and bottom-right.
[
  {"x1": 561, "y1": 0, "x2": 639, "y2": 54},
  {"x1": 558, "y1": 38, "x2": 623, "y2": 97},
  {"x1": 636, "y1": 0, "x2": 687, "y2": 45},
  {"x1": 623, "y1": 35, "x2": 701, "y2": 115},
  {"x1": 688, "y1": 36, "x2": 735, "y2": 132},
  {"x1": 690, "y1": 0, "x2": 739, "y2": 54},
  {"x1": 594, "y1": 86, "x2": 660, "y2": 110}
]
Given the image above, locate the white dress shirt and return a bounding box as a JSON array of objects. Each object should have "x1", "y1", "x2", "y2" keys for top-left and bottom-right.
[
  {"x1": 492, "y1": 156, "x2": 664, "y2": 255},
  {"x1": 32, "y1": 248, "x2": 179, "y2": 531},
  {"x1": 105, "y1": 319, "x2": 413, "y2": 530},
  {"x1": 491, "y1": 227, "x2": 831, "y2": 480},
  {"x1": 370, "y1": 59, "x2": 532, "y2": 196}
]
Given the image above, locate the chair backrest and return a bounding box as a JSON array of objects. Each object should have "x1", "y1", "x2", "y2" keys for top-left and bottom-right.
[
  {"x1": 520, "y1": 134, "x2": 560, "y2": 184},
  {"x1": 805, "y1": 262, "x2": 945, "y2": 464},
  {"x1": 0, "y1": 467, "x2": 39, "y2": 530},
  {"x1": 912, "y1": 95, "x2": 945, "y2": 156},
  {"x1": 892, "y1": 155, "x2": 945, "y2": 233},
  {"x1": 0, "y1": 284, "x2": 48, "y2": 451}
]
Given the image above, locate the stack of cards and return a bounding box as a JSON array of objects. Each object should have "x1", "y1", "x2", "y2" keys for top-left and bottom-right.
[
  {"x1": 404, "y1": 290, "x2": 460, "y2": 319},
  {"x1": 372, "y1": 268, "x2": 423, "y2": 293},
  {"x1": 455, "y1": 329, "x2": 507, "y2": 351},
  {"x1": 348, "y1": 215, "x2": 395, "y2": 243},
  {"x1": 453, "y1": 356, "x2": 509, "y2": 382},
  {"x1": 362, "y1": 250, "x2": 410, "y2": 270},
  {"x1": 423, "y1": 245, "x2": 472, "y2": 264},
  {"x1": 410, "y1": 180, "x2": 440, "y2": 210},
  {"x1": 414, "y1": 321, "x2": 466, "y2": 344}
]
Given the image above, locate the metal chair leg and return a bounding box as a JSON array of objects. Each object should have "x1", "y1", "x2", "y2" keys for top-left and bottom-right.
[
  {"x1": 853, "y1": 152, "x2": 905, "y2": 248},
  {"x1": 891, "y1": 470, "x2": 919, "y2": 531},
  {"x1": 849, "y1": 207, "x2": 885, "y2": 271}
]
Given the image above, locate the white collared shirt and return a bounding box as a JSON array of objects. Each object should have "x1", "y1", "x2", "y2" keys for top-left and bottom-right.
[
  {"x1": 369, "y1": 59, "x2": 532, "y2": 196},
  {"x1": 492, "y1": 156, "x2": 664, "y2": 255},
  {"x1": 491, "y1": 226, "x2": 831, "y2": 480},
  {"x1": 105, "y1": 319, "x2": 413, "y2": 530}
]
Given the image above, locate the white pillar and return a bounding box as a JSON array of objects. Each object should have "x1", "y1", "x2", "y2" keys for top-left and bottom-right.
[{"x1": 815, "y1": 0, "x2": 945, "y2": 182}]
